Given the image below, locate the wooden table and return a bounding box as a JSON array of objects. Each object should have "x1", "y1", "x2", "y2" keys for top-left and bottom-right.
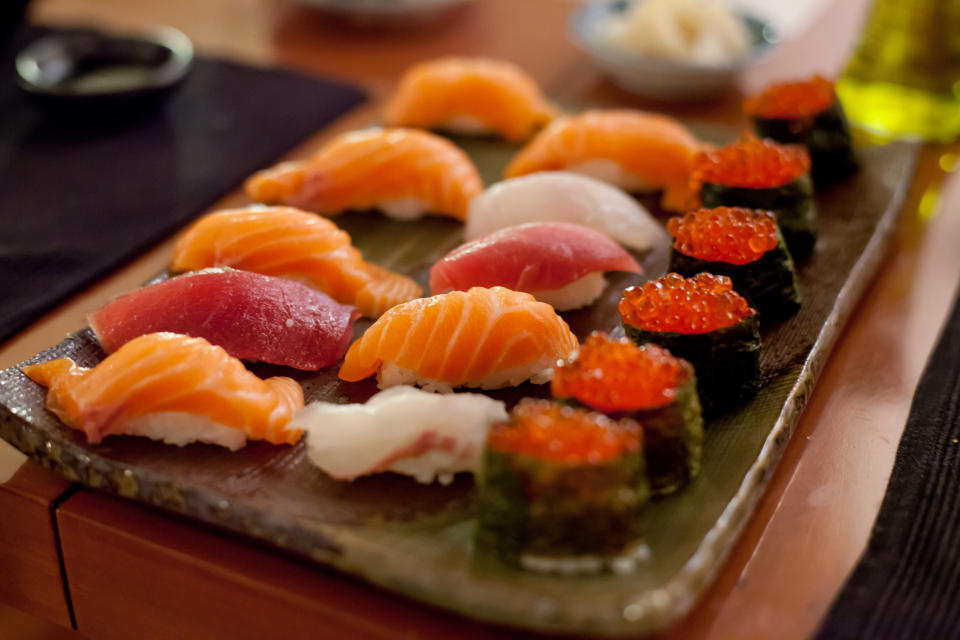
[{"x1": 2, "y1": 0, "x2": 959, "y2": 638}]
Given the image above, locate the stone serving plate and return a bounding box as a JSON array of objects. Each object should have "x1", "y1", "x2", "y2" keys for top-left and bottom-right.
[{"x1": 0, "y1": 134, "x2": 917, "y2": 637}]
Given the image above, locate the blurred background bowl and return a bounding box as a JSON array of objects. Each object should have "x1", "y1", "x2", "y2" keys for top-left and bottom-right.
[
  {"x1": 295, "y1": 0, "x2": 474, "y2": 27},
  {"x1": 570, "y1": 0, "x2": 778, "y2": 101}
]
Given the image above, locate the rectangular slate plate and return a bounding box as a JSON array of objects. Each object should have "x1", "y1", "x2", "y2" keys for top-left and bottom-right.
[{"x1": 0, "y1": 134, "x2": 917, "y2": 637}]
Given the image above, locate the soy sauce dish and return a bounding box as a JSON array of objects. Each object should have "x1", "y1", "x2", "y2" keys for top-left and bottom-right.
[{"x1": 15, "y1": 26, "x2": 194, "y2": 108}]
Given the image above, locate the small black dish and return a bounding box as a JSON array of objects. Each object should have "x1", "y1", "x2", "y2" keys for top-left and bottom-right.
[{"x1": 15, "y1": 26, "x2": 194, "y2": 111}]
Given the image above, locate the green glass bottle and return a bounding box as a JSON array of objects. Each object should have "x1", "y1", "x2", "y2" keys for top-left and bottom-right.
[{"x1": 838, "y1": 0, "x2": 960, "y2": 141}]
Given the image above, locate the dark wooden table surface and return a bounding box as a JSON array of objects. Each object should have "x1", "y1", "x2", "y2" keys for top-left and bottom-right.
[{"x1": 2, "y1": 0, "x2": 959, "y2": 638}]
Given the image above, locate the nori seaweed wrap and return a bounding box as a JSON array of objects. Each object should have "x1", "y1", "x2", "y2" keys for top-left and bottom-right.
[
  {"x1": 619, "y1": 273, "x2": 762, "y2": 413},
  {"x1": 552, "y1": 333, "x2": 704, "y2": 496},
  {"x1": 745, "y1": 75, "x2": 856, "y2": 182},
  {"x1": 667, "y1": 207, "x2": 801, "y2": 321},
  {"x1": 475, "y1": 399, "x2": 649, "y2": 569},
  {"x1": 694, "y1": 137, "x2": 818, "y2": 260}
]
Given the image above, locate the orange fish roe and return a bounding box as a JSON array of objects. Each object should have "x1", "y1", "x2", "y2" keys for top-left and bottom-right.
[
  {"x1": 552, "y1": 332, "x2": 690, "y2": 413},
  {"x1": 619, "y1": 273, "x2": 757, "y2": 334},
  {"x1": 744, "y1": 75, "x2": 836, "y2": 120},
  {"x1": 693, "y1": 137, "x2": 811, "y2": 189},
  {"x1": 667, "y1": 207, "x2": 779, "y2": 265},
  {"x1": 487, "y1": 399, "x2": 640, "y2": 465}
]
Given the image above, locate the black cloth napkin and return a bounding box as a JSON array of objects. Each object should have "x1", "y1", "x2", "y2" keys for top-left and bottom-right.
[
  {"x1": 0, "y1": 28, "x2": 366, "y2": 343},
  {"x1": 815, "y1": 284, "x2": 960, "y2": 639}
]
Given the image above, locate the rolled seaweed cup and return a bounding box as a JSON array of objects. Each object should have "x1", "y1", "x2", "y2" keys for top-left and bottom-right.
[
  {"x1": 475, "y1": 399, "x2": 649, "y2": 567},
  {"x1": 745, "y1": 76, "x2": 856, "y2": 181},
  {"x1": 667, "y1": 208, "x2": 801, "y2": 321},
  {"x1": 552, "y1": 333, "x2": 704, "y2": 495},
  {"x1": 618, "y1": 273, "x2": 761, "y2": 413},
  {"x1": 694, "y1": 138, "x2": 818, "y2": 260}
]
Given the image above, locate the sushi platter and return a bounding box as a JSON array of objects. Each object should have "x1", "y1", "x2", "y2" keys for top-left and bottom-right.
[{"x1": 0, "y1": 61, "x2": 919, "y2": 637}]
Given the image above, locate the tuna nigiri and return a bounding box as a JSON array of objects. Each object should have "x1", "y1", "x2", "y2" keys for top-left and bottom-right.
[
  {"x1": 245, "y1": 128, "x2": 483, "y2": 221},
  {"x1": 293, "y1": 386, "x2": 508, "y2": 485},
  {"x1": 383, "y1": 57, "x2": 557, "y2": 142},
  {"x1": 464, "y1": 171, "x2": 665, "y2": 252},
  {"x1": 339, "y1": 286, "x2": 579, "y2": 392},
  {"x1": 89, "y1": 269, "x2": 358, "y2": 371},
  {"x1": 430, "y1": 223, "x2": 642, "y2": 310},
  {"x1": 170, "y1": 207, "x2": 422, "y2": 318},
  {"x1": 503, "y1": 110, "x2": 701, "y2": 211},
  {"x1": 22, "y1": 333, "x2": 304, "y2": 450}
]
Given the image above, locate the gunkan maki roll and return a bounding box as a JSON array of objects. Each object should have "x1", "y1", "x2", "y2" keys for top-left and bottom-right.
[
  {"x1": 619, "y1": 273, "x2": 761, "y2": 412},
  {"x1": 693, "y1": 137, "x2": 818, "y2": 259},
  {"x1": 552, "y1": 333, "x2": 703, "y2": 496},
  {"x1": 667, "y1": 207, "x2": 801, "y2": 321},
  {"x1": 475, "y1": 399, "x2": 649, "y2": 571},
  {"x1": 744, "y1": 75, "x2": 856, "y2": 181}
]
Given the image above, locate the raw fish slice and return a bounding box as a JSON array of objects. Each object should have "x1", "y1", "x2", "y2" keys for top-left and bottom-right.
[
  {"x1": 245, "y1": 128, "x2": 483, "y2": 221},
  {"x1": 464, "y1": 172, "x2": 665, "y2": 252},
  {"x1": 293, "y1": 386, "x2": 508, "y2": 484},
  {"x1": 383, "y1": 57, "x2": 557, "y2": 142},
  {"x1": 170, "y1": 207, "x2": 422, "y2": 318},
  {"x1": 22, "y1": 333, "x2": 304, "y2": 449},
  {"x1": 430, "y1": 222, "x2": 641, "y2": 310},
  {"x1": 89, "y1": 269, "x2": 359, "y2": 371},
  {"x1": 503, "y1": 110, "x2": 701, "y2": 211},
  {"x1": 339, "y1": 286, "x2": 579, "y2": 391}
]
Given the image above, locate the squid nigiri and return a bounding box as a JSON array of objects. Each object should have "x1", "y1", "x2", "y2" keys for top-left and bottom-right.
[
  {"x1": 293, "y1": 386, "x2": 508, "y2": 485},
  {"x1": 464, "y1": 171, "x2": 665, "y2": 252},
  {"x1": 170, "y1": 207, "x2": 422, "y2": 318},
  {"x1": 339, "y1": 286, "x2": 579, "y2": 392},
  {"x1": 383, "y1": 57, "x2": 557, "y2": 142},
  {"x1": 22, "y1": 333, "x2": 304, "y2": 450},
  {"x1": 89, "y1": 269, "x2": 358, "y2": 370},
  {"x1": 245, "y1": 128, "x2": 483, "y2": 221},
  {"x1": 430, "y1": 222, "x2": 641, "y2": 310},
  {"x1": 503, "y1": 110, "x2": 701, "y2": 211}
]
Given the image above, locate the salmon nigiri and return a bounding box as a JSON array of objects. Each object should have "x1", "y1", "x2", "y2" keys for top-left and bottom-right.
[
  {"x1": 384, "y1": 57, "x2": 557, "y2": 142},
  {"x1": 245, "y1": 128, "x2": 483, "y2": 221},
  {"x1": 22, "y1": 333, "x2": 304, "y2": 450},
  {"x1": 339, "y1": 286, "x2": 579, "y2": 392},
  {"x1": 170, "y1": 207, "x2": 422, "y2": 318},
  {"x1": 503, "y1": 110, "x2": 702, "y2": 211}
]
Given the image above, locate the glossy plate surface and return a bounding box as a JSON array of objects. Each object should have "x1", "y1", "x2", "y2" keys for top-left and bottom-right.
[{"x1": 0, "y1": 133, "x2": 917, "y2": 636}]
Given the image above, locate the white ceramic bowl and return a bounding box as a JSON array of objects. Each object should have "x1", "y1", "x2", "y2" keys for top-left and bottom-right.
[{"x1": 570, "y1": 0, "x2": 778, "y2": 101}]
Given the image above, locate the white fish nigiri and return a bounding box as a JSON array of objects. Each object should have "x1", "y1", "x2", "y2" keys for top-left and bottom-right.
[
  {"x1": 464, "y1": 172, "x2": 665, "y2": 252},
  {"x1": 293, "y1": 386, "x2": 507, "y2": 485}
]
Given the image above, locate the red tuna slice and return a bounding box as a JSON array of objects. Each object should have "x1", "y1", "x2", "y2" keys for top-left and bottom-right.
[
  {"x1": 429, "y1": 222, "x2": 642, "y2": 294},
  {"x1": 89, "y1": 269, "x2": 359, "y2": 371}
]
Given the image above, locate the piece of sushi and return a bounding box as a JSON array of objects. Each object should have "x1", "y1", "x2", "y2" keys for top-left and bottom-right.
[
  {"x1": 338, "y1": 286, "x2": 579, "y2": 392},
  {"x1": 693, "y1": 137, "x2": 818, "y2": 259},
  {"x1": 89, "y1": 269, "x2": 359, "y2": 371},
  {"x1": 503, "y1": 110, "x2": 701, "y2": 211},
  {"x1": 553, "y1": 332, "x2": 703, "y2": 495},
  {"x1": 744, "y1": 75, "x2": 856, "y2": 181},
  {"x1": 292, "y1": 386, "x2": 507, "y2": 485},
  {"x1": 21, "y1": 333, "x2": 304, "y2": 450},
  {"x1": 619, "y1": 273, "x2": 761, "y2": 412},
  {"x1": 463, "y1": 171, "x2": 665, "y2": 252},
  {"x1": 430, "y1": 222, "x2": 641, "y2": 310},
  {"x1": 475, "y1": 399, "x2": 649, "y2": 571},
  {"x1": 169, "y1": 206, "x2": 422, "y2": 318},
  {"x1": 667, "y1": 207, "x2": 801, "y2": 320},
  {"x1": 245, "y1": 128, "x2": 484, "y2": 221},
  {"x1": 383, "y1": 57, "x2": 557, "y2": 142}
]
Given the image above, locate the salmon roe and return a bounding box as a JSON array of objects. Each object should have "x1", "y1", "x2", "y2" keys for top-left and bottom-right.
[
  {"x1": 619, "y1": 272, "x2": 757, "y2": 334},
  {"x1": 487, "y1": 399, "x2": 640, "y2": 465},
  {"x1": 667, "y1": 207, "x2": 779, "y2": 265},
  {"x1": 552, "y1": 332, "x2": 690, "y2": 413},
  {"x1": 744, "y1": 75, "x2": 836, "y2": 120},
  {"x1": 693, "y1": 137, "x2": 811, "y2": 189}
]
